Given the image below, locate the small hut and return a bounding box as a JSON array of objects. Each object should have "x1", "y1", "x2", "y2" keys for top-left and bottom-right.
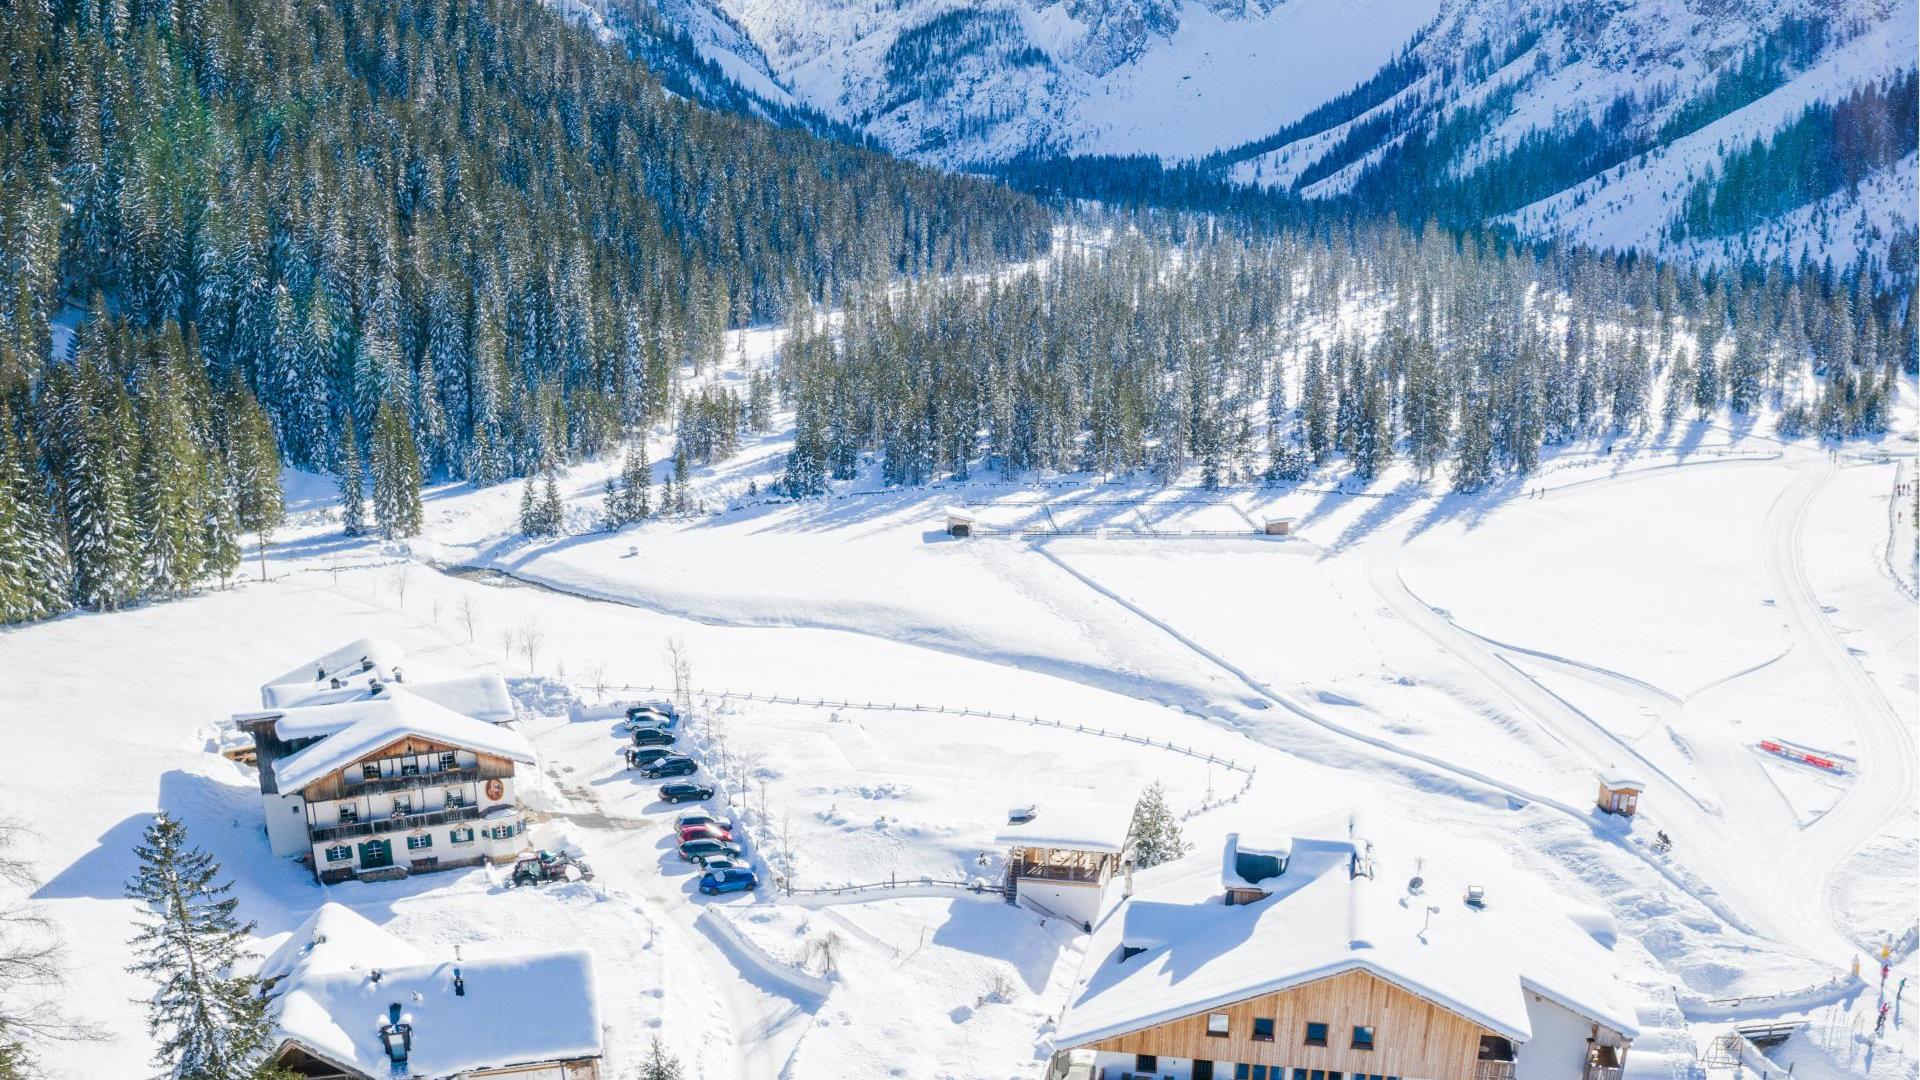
[
  {"x1": 1596, "y1": 770, "x2": 1645, "y2": 817},
  {"x1": 944, "y1": 506, "x2": 977, "y2": 538},
  {"x1": 1263, "y1": 515, "x2": 1297, "y2": 536}
]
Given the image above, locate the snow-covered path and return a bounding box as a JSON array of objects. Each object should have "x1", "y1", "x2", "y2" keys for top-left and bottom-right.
[{"x1": 1365, "y1": 449, "x2": 1912, "y2": 972}]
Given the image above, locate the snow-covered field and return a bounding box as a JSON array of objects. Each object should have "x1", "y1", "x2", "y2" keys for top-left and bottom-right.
[{"x1": 2, "y1": 328, "x2": 1916, "y2": 1078}]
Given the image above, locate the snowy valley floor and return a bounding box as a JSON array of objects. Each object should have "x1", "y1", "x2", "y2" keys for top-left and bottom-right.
[{"x1": 2, "y1": 364, "x2": 1917, "y2": 1079}]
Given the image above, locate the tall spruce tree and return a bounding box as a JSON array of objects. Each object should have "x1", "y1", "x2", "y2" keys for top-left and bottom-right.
[
  {"x1": 0, "y1": 410, "x2": 70, "y2": 624},
  {"x1": 125, "y1": 814, "x2": 287, "y2": 1080},
  {"x1": 336, "y1": 424, "x2": 367, "y2": 537},
  {"x1": 368, "y1": 399, "x2": 423, "y2": 539},
  {"x1": 1125, "y1": 782, "x2": 1190, "y2": 870}
]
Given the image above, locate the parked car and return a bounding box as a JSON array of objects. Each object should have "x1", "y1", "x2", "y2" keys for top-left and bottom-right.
[
  {"x1": 627, "y1": 703, "x2": 678, "y2": 723},
  {"x1": 674, "y1": 810, "x2": 733, "y2": 831},
  {"x1": 699, "y1": 867, "x2": 759, "y2": 895},
  {"x1": 699, "y1": 856, "x2": 745, "y2": 873},
  {"x1": 621, "y1": 705, "x2": 678, "y2": 732},
  {"x1": 657, "y1": 781, "x2": 715, "y2": 804},
  {"x1": 631, "y1": 727, "x2": 677, "y2": 748},
  {"x1": 624, "y1": 746, "x2": 673, "y2": 770},
  {"x1": 640, "y1": 755, "x2": 698, "y2": 778},
  {"x1": 677, "y1": 823, "x2": 733, "y2": 843},
  {"x1": 678, "y1": 838, "x2": 743, "y2": 864}
]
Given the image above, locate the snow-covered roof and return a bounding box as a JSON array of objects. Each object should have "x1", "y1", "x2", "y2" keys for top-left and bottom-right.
[
  {"x1": 261, "y1": 638, "x2": 407, "y2": 707},
  {"x1": 1056, "y1": 807, "x2": 1641, "y2": 1050},
  {"x1": 260, "y1": 640, "x2": 513, "y2": 723},
  {"x1": 1598, "y1": 769, "x2": 1646, "y2": 791},
  {"x1": 258, "y1": 904, "x2": 426, "y2": 990},
  {"x1": 993, "y1": 803, "x2": 1130, "y2": 854},
  {"x1": 943, "y1": 505, "x2": 976, "y2": 521},
  {"x1": 271, "y1": 688, "x2": 536, "y2": 794},
  {"x1": 267, "y1": 904, "x2": 600, "y2": 1078}
]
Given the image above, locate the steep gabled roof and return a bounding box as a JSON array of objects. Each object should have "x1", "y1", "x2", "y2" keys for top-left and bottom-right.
[
  {"x1": 265, "y1": 904, "x2": 601, "y2": 1079},
  {"x1": 271, "y1": 688, "x2": 535, "y2": 794},
  {"x1": 1054, "y1": 808, "x2": 1641, "y2": 1050}
]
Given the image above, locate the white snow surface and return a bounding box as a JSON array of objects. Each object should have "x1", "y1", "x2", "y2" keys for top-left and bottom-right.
[{"x1": 1, "y1": 322, "x2": 1914, "y2": 1078}]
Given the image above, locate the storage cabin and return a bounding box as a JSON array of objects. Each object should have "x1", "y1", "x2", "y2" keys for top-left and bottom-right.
[
  {"x1": 1263, "y1": 516, "x2": 1297, "y2": 537},
  {"x1": 1595, "y1": 772, "x2": 1644, "y2": 817},
  {"x1": 946, "y1": 507, "x2": 978, "y2": 538},
  {"x1": 996, "y1": 804, "x2": 1131, "y2": 930}
]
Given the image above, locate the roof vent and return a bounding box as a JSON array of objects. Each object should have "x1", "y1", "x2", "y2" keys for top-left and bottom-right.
[
  {"x1": 369, "y1": 968, "x2": 383, "y2": 985},
  {"x1": 1464, "y1": 885, "x2": 1486, "y2": 909},
  {"x1": 368, "y1": 678, "x2": 384, "y2": 695},
  {"x1": 453, "y1": 967, "x2": 465, "y2": 997},
  {"x1": 1007, "y1": 805, "x2": 1037, "y2": 825}
]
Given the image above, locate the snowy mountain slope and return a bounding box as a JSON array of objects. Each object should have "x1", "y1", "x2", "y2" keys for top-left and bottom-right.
[
  {"x1": 1499, "y1": 5, "x2": 1919, "y2": 267},
  {"x1": 618, "y1": 0, "x2": 1916, "y2": 270}
]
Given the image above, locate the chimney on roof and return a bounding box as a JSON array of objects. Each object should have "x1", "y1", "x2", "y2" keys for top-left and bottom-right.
[
  {"x1": 379, "y1": 1002, "x2": 412, "y2": 1069},
  {"x1": 453, "y1": 967, "x2": 465, "y2": 997},
  {"x1": 369, "y1": 968, "x2": 383, "y2": 986},
  {"x1": 368, "y1": 678, "x2": 384, "y2": 695}
]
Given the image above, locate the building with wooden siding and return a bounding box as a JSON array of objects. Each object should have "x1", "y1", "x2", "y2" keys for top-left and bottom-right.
[
  {"x1": 995, "y1": 803, "x2": 1131, "y2": 930},
  {"x1": 233, "y1": 649, "x2": 536, "y2": 883},
  {"x1": 261, "y1": 903, "x2": 602, "y2": 1079},
  {"x1": 1049, "y1": 810, "x2": 1640, "y2": 1080}
]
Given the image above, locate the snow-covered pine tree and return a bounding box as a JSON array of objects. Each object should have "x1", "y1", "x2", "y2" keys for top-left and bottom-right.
[
  {"x1": 336, "y1": 422, "x2": 367, "y2": 536},
  {"x1": 59, "y1": 358, "x2": 144, "y2": 610},
  {"x1": 604, "y1": 441, "x2": 651, "y2": 529},
  {"x1": 518, "y1": 478, "x2": 545, "y2": 537},
  {"x1": 368, "y1": 398, "x2": 423, "y2": 539},
  {"x1": 540, "y1": 471, "x2": 565, "y2": 534},
  {"x1": 1125, "y1": 781, "x2": 1189, "y2": 870},
  {"x1": 0, "y1": 407, "x2": 71, "y2": 624},
  {"x1": 225, "y1": 380, "x2": 284, "y2": 580},
  {"x1": 639, "y1": 1037, "x2": 685, "y2": 1080},
  {"x1": 125, "y1": 814, "x2": 287, "y2": 1080}
]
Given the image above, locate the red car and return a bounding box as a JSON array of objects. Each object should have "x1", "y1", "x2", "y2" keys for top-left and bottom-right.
[{"x1": 677, "y1": 823, "x2": 733, "y2": 843}]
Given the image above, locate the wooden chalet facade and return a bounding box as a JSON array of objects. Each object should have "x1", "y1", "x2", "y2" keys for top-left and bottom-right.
[{"x1": 1074, "y1": 968, "x2": 1631, "y2": 1080}]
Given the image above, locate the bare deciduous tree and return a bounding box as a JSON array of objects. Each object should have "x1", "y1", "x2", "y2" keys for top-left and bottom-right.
[
  {"x1": 387, "y1": 563, "x2": 412, "y2": 609},
  {"x1": 0, "y1": 818, "x2": 97, "y2": 1065},
  {"x1": 457, "y1": 596, "x2": 480, "y2": 643},
  {"x1": 664, "y1": 637, "x2": 692, "y2": 716},
  {"x1": 519, "y1": 617, "x2": 546, "y2": 673}
]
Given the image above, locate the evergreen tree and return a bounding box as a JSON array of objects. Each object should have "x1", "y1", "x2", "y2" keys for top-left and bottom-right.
[
  {"x1": 1125, "y1": 782, "x2": 1189, "y2": 870},
  {"x1": 541, "y1": 472, "x2": 566, "y2": 535},
  {"x1": 368, "y1": 399, "x2": 423, "y2": 539},
  {"x1": 125, "y1": 814, "x2": 285, "y2": 1080},
  {"x1": 226, "y1": 383, "x2": 284, "y2": 581},
  {"x1": 0, "y1": 409, "x2": 71, "y2": 624},
  {"x1": 604, "y1": 441, "x2": 652, "y2": 529},
  {"x1": 336, "y1": 424, "x2": 367, "y2": 537},
  {"x1": 57, "y1": 361, "x2": 144, "y2": 610},
  {"x1": 640, "y1": 1037, "x2": 685, "y2": 1080}
]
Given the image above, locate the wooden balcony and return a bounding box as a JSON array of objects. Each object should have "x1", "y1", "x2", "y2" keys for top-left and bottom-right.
[
  {"x1": 1474, "y1": 1061, "x2": 1516, "y2": 1080},
  {"x1": 310, "y1": 804, "x2": 486, "y2": 844},
  {"x1": 1584, "y1": 1067, "x2": 1623, "y2": 1080},
  {"x1": 348, "y1": 765, "x2": 481, "y2": 794}
]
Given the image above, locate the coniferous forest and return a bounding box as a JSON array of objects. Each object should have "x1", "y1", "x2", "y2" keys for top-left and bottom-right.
[
  {"x1": 0, "y1": 0, "x2": 1914, "y2": 627},
  {"x1": 0, "y1": 0, "x2": 1048, "y2": 620}
]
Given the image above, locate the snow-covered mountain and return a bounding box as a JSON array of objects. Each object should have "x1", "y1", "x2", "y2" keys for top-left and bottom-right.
[{"x1": 604, "y1": 0, "x2": 1918, "y2": 269}]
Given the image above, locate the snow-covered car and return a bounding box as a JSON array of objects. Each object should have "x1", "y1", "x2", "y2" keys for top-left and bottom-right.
[
  {"x1": 639, "y1": 755, "x2": 698, "y2": 778},
  {"x1": 674, "y1": 810, "x2": 732, "y2": 831}
]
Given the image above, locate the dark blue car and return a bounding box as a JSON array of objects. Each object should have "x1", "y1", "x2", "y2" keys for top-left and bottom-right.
[
  {"x1": 640, "y1": 755, "x2": 698, "y2": 778},
  {"x1": 699, "y1": 867, "x2": 759, "y2": 895},
  {"x1": 657, "y1": 781, "x2": 714, "y2": 804}
]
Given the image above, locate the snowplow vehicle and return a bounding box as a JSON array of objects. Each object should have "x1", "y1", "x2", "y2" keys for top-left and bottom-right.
[{"x1": 508, "y1": 849, "x2": 595, "y2": 887}]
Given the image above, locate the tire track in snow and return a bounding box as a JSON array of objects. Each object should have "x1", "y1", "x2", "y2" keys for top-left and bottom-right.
[{"x1": 1025, "y1": 540, "x2": 1767, "y2": 938}]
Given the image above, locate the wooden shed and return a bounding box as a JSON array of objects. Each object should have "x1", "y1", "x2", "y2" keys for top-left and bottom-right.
[
  {"x1": 1262, "y1": 515, "x2": 1297, "y2": 536},
  {"x1": 1596, "y1": 770, "x2": 1645, "y2": 817},
  {"x1": 944, "y1": 506, "x2": 977, "y2": 538}
]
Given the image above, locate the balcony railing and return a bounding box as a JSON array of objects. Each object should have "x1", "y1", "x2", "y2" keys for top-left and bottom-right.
[
  {"x1": 1017, "y1": 863, "x2": 1105, "y2": 884},
  {"x1": 310, "y1": 804, "x2": 488, "y2": 844},
  {"x1": 1474, "y1": 1061, "x2": 1516, "y2": 1080},
  {"x1": 348, "y1": 766, "x2": 484, "y2": 795},
  {"x1": 1584, "y1": 1067, "x2": 1623, "y2": 1080}
]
